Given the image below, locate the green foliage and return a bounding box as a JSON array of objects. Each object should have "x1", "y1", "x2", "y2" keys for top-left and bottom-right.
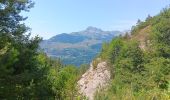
[
  {"x1": 118, "y1": 41, "x2": 144, "y2": 73},
  {"x1": 95, "y1": 86, "x2": 170, "y2": 100},
  {"x1": 47, "y1": 65, "x2": 79, "y2": 99},
  {"x1": 100, "y1": 38, "x2": 123, "y2": 63},
  {"x1": 151, "y1": 9, "x2": 170, "y2": 58},
  {"x1": 0, "y1": 0, "x2": 85, "y2": 99},
  {"x1": 144, "y1": 58, "x2": 170, "y2": 90},
  {"x1": 100, "y1": 42, "x2": 109, "y2": 59},
  {"x1": 1, "y1": 0, "x2": 170, "y2": 99},
  {"x1": 108, "y1": 38, "x2": 124, "y2": 64},
  {"x1": 96, "y1": 7, "x2": 170, "y2": 99}
]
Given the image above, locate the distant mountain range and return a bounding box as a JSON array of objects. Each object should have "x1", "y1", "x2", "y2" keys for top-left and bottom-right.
[{"x1": 40, "y1": 26, "x2": 123, "y2": 66}]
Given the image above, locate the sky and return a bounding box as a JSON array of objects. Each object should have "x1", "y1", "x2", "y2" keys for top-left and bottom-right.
[{"x1": 24, "y1": 0, "x2": 170, "y2": 39}]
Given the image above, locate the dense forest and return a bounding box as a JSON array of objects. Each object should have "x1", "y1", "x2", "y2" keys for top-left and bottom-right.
[{"x1": 0, "y1": 0, "x2": 170, "y2": 100}]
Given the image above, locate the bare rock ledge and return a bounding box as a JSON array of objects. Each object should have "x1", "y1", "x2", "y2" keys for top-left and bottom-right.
[{"x1": 77, "y1": 61, "x2": 111, "y2": 100}]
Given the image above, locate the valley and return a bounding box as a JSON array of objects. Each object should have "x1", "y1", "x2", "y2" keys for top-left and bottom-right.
[
  {"x1": 0, "y1": 0, "x2": 170, "y2": 100},
  {"x1": 40, "y1": 26, "x2": 122, "y2": 66}
]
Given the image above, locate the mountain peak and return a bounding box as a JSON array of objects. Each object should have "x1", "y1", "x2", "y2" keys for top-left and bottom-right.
[{"x1": 85, "y1": 26, "x2": 103, "y2": 33}]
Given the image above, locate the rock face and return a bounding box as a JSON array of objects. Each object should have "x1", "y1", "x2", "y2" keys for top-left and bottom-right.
[{"x1": 77, "y1": 61, "x2": 110, "y2": 100}]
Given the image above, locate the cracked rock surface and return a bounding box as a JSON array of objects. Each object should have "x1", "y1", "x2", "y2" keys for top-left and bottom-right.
[{"x1": 77, "y1": 61, "x2": 110, "y2": 100}]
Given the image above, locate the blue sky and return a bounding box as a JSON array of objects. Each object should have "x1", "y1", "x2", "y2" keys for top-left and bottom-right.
[{"x1": 24, "y1": 0, "x2": 170, "y2": 39}]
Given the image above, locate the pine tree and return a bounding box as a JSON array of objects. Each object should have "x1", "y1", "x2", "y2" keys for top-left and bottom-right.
[{"x1": 0, "y1": 0, "x2": 45, "y2": 98}]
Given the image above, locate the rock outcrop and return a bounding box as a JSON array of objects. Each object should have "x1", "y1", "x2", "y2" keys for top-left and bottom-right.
[{"x1": 77, "y1": 61, "x2": 110, "y2": 100}]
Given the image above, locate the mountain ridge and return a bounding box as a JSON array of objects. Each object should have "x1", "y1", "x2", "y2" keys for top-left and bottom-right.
[{"x1": 40, "y1": 26, "x2": 123, "y2": 66}]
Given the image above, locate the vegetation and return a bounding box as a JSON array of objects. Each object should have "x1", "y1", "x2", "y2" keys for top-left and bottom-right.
[
  {"x1": 92, "y1": 58, "x2": 101, "y2": 69},
  {"x1": 0, "y1": 0, "x2": 86, "y2": 99},
  {"x1": 1, "y1": 0, "x2": 170, "y2": 99},
  {"x1": 95, "y1": 7, "x2": 170, "y2": 100}
]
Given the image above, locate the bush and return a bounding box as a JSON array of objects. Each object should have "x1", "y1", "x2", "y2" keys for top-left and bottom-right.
[{"x1": 92, "y1": 58, "x2": 101, "y2": 69}]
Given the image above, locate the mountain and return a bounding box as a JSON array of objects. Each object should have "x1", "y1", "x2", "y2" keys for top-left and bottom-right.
[{"x1": 40, "y1": 26, "x2": 122, "y2": 66}]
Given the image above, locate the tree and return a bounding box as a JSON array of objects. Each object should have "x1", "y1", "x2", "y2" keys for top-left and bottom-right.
[
  {"x1": 145, "y1": 14, "x2": 152, "y2": 21},
  {"x1": 152, "y1": 10, "x2": 170, "y2": 58},
  {"x1": 0, "y1": 0, "x2": 47, "y2": 98},
  {"x1": 108, "y1": 38, "x2": 123, "y2": 64},
  {"x1": 137, "y1": 19, "x2": 142, "y2": 25}
]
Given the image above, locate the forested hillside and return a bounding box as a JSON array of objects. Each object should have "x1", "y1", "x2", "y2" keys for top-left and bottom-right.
[
  {"x1": 40, "y1": 27, "x2": 122, "y2": 66},
  {"x1": 95, "y1": 7, "x2": 170, "y2": 99},
  {"x1": 0, "y1": 0, "x2": 170, "y2": 100}
]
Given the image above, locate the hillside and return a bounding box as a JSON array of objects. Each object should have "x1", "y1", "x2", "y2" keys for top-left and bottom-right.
[
  {"x1": 78, "y1": 8, "x2": 170, "y2": 100},
  {"x1": 40, "y1": 27, "x2": 122, "y2": 66},
  {"x1": 98, "y1": 9, "x2": 170, "y2": 99},
  {"x1": 1, "y1": 0, "x2": 170, "y2": 100}
]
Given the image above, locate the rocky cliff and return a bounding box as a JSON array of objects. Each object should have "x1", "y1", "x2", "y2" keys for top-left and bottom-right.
[{"x1": 77, "y1": 60, "x2": 111, "y2": 100}]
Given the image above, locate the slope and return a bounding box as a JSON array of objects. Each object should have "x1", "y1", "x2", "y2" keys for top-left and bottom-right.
[
  {"x1": 40, "y1": 27, "x2": 122, "y2": 66},
  {"x1": 78, "y1": 7, "x2": 170, "y2": 100}
]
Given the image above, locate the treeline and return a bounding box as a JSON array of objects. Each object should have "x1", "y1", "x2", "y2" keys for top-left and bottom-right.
[
  {"x1": 0, "y1": 0, "x2": 88, "y2": 99},
  {"x1": 95, "y1": 7, "x2": 170, "y2": 99}
]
